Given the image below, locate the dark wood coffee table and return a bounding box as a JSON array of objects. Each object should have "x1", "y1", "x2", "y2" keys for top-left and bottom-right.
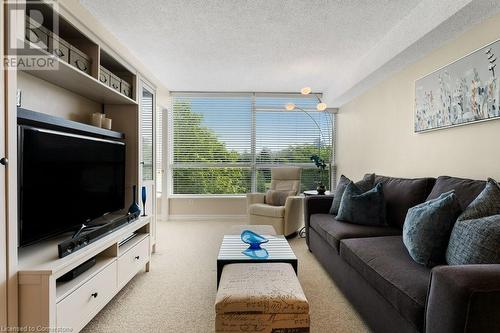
[{"x1": 216, "y1": 234, "x2": 298, "y2": 287}]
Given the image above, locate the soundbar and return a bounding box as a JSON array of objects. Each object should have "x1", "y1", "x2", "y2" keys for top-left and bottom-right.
[{"x1": 58, "y1": 212, "x2": 140, "y2": 258}]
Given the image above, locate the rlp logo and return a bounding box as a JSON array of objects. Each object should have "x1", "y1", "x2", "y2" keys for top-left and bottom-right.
[
  {"x1": 7, "y1": 1, "x2": 58, "y2": 51},
  {"x1": 4, "y1": 1, "x2": 59, "y2": 71},
  {"x1": 10, "y1": 8, "x2": 45, "y2": 50}
]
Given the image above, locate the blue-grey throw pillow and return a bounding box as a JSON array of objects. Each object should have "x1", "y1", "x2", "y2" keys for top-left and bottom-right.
[
  {"x1": 446, "y1": 214, "x2": 500, "y2": 265},
  {"x1": 336, "y1": 181, "x2": 386, "y2": 226},
  {"x1": 446, "y1": 178, "x2": 500, "y2": 265},
  {"x1": 457, "y1": 178, "x2": 500, "y2": 221},
  {"x1": 402, "y1": 191, "x2": 462, "y2": 267},
  {"x1": 329, "y1": 173, "x2": 375, "y2": 215}
]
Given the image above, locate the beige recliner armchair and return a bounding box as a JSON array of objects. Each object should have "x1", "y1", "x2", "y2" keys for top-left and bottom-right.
[{"x1": 246, "y1": 167, "x2": 303, "y2": 236}]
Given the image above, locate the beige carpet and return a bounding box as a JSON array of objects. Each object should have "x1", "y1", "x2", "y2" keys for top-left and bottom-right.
[{"x1": 82, "y1": 220, "x2": 370, "y2": 333}]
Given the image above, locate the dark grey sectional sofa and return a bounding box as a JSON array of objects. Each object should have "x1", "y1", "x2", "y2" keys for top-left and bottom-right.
[{"x1": 304, "y1": 175, "x2": 500, "y2": 333}]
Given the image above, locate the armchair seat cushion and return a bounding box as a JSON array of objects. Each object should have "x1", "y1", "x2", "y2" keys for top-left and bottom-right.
[
  {"x1": 309, "y1": 214, "x2": 401, "y2": 252},
  {"x1": 340, "y1": 236, "x2": 431, "y2": 331},
  {"x1": 249, "y1": 203, "x2": 285, "y2": 218}
]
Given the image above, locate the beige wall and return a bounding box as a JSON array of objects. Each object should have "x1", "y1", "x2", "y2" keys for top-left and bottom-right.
[
  {"x1": 337, "y1": 12, "x2": 500, "y2": 182},
  {"x1": 18, "y1": 72, "x2": 100, "y2": 121}
]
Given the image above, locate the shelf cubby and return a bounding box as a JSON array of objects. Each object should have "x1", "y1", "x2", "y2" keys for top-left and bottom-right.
[
  {"x1": 100, "y1": 49, "x2": 136, "y2": 100},
  {"x1": 21, "y1": 1, "x2": 137, "y2": 105},
  {"x1": 56, "y1": 254, "x2": 115, "y2": 302}
]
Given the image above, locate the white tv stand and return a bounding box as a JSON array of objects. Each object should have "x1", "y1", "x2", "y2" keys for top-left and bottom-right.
[{"x1": 17, "y1": 216, "x2": 152, "y2": 332}]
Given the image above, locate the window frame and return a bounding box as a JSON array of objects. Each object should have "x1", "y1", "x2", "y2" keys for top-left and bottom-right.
[{"x1": 167, "y1": 92, "x2": 336, "y2": 197}]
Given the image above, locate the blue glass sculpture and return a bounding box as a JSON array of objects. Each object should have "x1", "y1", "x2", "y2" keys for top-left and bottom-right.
[
  {"x1": 141, "y1": 186, "x2": 147, "y2": 217},
  {"x1": 241, "y1": 230, "x2": 269, "y2": 258},
  {"x1": 128, "y1": 185, "x2": 141, "y2": 215}
]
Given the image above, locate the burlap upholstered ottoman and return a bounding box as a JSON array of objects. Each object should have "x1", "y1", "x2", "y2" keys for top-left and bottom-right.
[{"x1": 215, "y1": 263, "x2": 310, "y2": 333}]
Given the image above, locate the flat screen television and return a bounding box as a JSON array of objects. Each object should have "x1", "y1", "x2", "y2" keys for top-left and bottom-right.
[{"x1": 18, "y1": 125, "x2": 126, "y2": 246}]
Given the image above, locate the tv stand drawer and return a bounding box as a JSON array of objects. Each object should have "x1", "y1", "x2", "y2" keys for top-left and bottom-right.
[
  {"x1": 117, "y1": 235, "x2": 150, "y2": 288},
  {"x1": 56, "y1": 261, "x2": 117, "y2": 331}
]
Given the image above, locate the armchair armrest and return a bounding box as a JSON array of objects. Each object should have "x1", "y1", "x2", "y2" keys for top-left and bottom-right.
[
  {"x1": 284, "y1": 196, "x2": 303, "y2": 236},
  {"x1": 303, "y1": 196, "x2": 334, "y2": 247},
  {"x1": 246, "y1": 193, "x2": 266, "y2": 208},
  {"x1": 425, "y1": 264, "x2": 500, "y2": 333}
]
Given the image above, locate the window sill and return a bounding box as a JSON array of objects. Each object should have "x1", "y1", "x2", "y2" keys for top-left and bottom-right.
[{"x1": 167, "y1": 194, "x2": 246, "y2": 199}]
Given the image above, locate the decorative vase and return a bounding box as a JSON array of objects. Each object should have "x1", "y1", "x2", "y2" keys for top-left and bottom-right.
[
  {"x1": 240, "y1": 230, "x2": 269, "y2": 259},
  {"x1": 128, "y1": 185, "x2": 141, "y2": 215},
  {"x1": 141, "y1": 186, "x2": 147, "y2": 217},
  {"x1": 317, "y1": 184, "x2": 326, "y2": 195}
]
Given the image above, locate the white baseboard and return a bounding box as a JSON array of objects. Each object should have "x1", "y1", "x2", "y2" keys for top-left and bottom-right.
[{"x1": 166, "y1": 214, "x2": 248, "y2": 222}]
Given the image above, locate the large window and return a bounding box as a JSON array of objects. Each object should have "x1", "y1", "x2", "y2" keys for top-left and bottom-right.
[{"x1": 169, "y1": 93, "x2": 334, "y2": 195}]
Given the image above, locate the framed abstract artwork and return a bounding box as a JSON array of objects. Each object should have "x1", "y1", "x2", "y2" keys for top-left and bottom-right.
[{"x1": 415, "y1": 39, "x2": 499, "y2": 133}]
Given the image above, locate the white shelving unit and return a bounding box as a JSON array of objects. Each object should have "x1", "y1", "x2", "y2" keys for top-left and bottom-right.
[
  {"x1": 18, "y1": 216, "x2": 152, "y2": 332},
  {"x1": 4, "y1": 1, "x2": 158, "y2": 331},
  {"x1": 21, "y1": 50, "x2": 137, "y2": 105}
]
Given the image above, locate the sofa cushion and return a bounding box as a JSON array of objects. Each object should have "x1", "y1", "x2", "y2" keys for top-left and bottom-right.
[
  {"x1": 340, "y1": 236, "x2": 431, "y2": 331},
  {"x1": 329, "y1": 173, "x2": 375, "y2": 215},
  {"x1": 337, "y1": 182, "x2": 386, "y2": 226},
  {"x1": 403, "y1": 191, "x2": 462, "y2": 267},
  {"x1": 309, "y1": 214, "x2": 401, "y2": 252},
  {"x1": 249, "y1": 203, "x2": 285, "y2": 218},
  {"x1": 374, "y1": 175, "x2": 436, "y2": 228},
  {"x1": 426, "y1": 176, "x2": 486, "y2": 210}
]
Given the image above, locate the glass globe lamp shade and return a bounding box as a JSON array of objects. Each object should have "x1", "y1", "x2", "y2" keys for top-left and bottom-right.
[
  {"x1": 316, "y1": 102, "x2": 327, "y2": 111},
  {"x1": 285, "y1": 103, "x2": 296, "y2": 111},
  {"x1": 300, "y1": 87, "x2": 312, "y2": 95}
]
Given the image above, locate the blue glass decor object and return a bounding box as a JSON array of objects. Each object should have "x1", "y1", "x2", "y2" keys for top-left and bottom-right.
[
  {"x1": 243, "y1": 247, "x2": 269, "y2": 259},
  {"x1": 241, "y1": 230, "x2": 269, "y2": 259},
  {"x1": 141, "y1": 186, "x2": 147, "y2": 217},
  {"x1": 128, "y1": 185, "x2": 141, "y2": 215}
]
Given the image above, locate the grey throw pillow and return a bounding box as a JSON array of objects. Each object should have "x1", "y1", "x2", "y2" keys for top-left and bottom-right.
[
  {"x1": 402, "y1": 191, "x2": 462, "y2": 267},
  {"x1": 329, "y1": 173, "x2": 375, "y2": 215},
  {"x1": 446, "y1": 214, "x2": 500, "y2": 265},
  {"x1": 457, "y1": 178, "x2": 500, "y2": 221},
  {"x1": 446, "y1": 178, "x2": 500, "y2": 265},
  {"x1": 336, "y1": 181, "x2": 386, "y2": 226}
]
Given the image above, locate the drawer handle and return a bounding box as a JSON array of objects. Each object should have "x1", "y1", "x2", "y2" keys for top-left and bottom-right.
[
  {"x1": 135, "y1": 256, "x2": 140, "y2": 260},
  {"x1": 91, "y1": 292, "x2": 98, "y2": 298}
]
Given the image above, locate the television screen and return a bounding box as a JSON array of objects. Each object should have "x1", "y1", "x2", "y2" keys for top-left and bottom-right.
[{"x1": 19, "y1": 126, "x2": 126, "y2": 246}]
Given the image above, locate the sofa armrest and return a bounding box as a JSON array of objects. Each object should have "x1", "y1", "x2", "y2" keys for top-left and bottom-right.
[
  {"x1": 303, "y1": 196, "x2": 334, "y2": 247},
  {"x1": 425, "y1": 264, "x2": 500, "y2": 333},
  {"x1": 284, "y1": 196, "x2": 303, "y2": 236}
]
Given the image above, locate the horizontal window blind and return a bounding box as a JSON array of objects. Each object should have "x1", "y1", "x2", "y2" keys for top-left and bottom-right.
[
  {"x1": 156, "y1": 106, "x2": 164, "y2": 195},
  {"x1": 171, "y1": 94, "x2": 252, "y2": 194},
  {"x1": 141, "y1": 89, "x2": 154, "y2": 181},
  {"x1": 170, "y1": 93, "x2": 334, "y2": 195},
  {"x1": 255, "y1": 94, "x2": 332, "y2": 163},
  {"x1": 254, "y1": 94, "x2": 333, "y2": 191}
]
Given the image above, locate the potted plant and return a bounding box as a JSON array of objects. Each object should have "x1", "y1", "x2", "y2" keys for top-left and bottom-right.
[{"x1": 310, "y1": 154, "x2": 327, "y2": 195}]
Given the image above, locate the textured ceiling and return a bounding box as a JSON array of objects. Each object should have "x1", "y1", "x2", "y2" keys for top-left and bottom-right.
[{"x1": 80, "y1": 0, "x2": 500, "y2": 106}]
